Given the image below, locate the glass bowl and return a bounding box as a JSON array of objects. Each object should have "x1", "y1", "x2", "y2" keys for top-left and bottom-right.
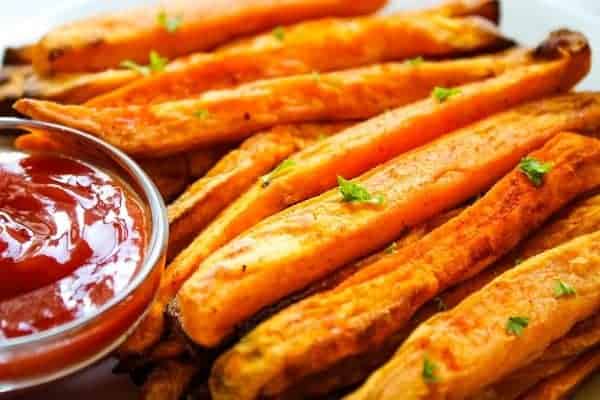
[{"x1": 0, "y1": 118, "x2": 168, "y2": 393}]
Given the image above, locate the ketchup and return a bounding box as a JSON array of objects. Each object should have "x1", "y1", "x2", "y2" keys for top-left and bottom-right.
[{"x1": 0, "y1": 151, "x2": 146, "y2": 339}]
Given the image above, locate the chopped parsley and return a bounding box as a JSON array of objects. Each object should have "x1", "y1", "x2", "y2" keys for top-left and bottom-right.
[
  {"x1": 432, "y1": 86, "x2": 461, "y2": 103},
  {"x1": 120, "y1": 51, "x2": 168, "y2": 75},
  {"x1": 519, "y1": 157, "x2": 553, "y2": 187},
  {"x1": 149, "y1": 50, "x2": 168, "y2": 72},
  {"x1": 554, "y1": 279, "x2": 576, "y2": 297},
  {"x1": 157, "y1": 11, "x2": 183, "y2": 33},
  {"x1": 193, "y1": 109, "x2": 210, "y2": 119},
  {"x1": 422, "y1": 357, "x2": 439, "y2": 384},
  {"x1": 337, "y1": 176, "x2": 385, "y2": 205},
  {"x1": 405, "y1": 56, "x2": 424, "y2": 66},
  {"x1": 261, "y1": 159, "x2": 296, "y2": 187},
  {"x1": 434, "y1": 297, "x2": 447, "y2": 312},
  {"x1": 272, "y1": 26, "x2": 286, "y2": 41},
  {"x1": 506, "y1": 316, "x2": 529, "y2": 336},
  {"x1": 384, "y1": 242, "x2": 398, "y2": 254}
]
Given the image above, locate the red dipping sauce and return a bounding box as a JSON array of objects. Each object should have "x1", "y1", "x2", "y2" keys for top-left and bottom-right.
[{"x1": 0, "y1": 151, "x2": 146, "y2": 339}]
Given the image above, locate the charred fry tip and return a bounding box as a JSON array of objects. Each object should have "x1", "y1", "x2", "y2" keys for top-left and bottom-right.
[{"x1": 535, "y1": 29, "x2": 590, "y2": 60}]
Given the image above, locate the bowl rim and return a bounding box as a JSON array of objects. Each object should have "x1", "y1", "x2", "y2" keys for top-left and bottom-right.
[{"x1": 0, "y1": 117, "x2": 168, "y2": 349}]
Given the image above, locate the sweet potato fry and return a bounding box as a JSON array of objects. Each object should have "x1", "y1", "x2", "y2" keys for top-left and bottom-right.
[
  {"x1": 210, "y1": 133, "x2": 600, "y2": 400},
  {"x1": 88, "y1": 13, "x2": 511, "y2": 107},
  {"x1": 541, "y1": 312, "x2": 600, "y2": 362},
  {"x1": 121, "y1": 33, "x2": 594, "y2": 355},
  {"x1": 472, "y1": 357, "x2": 577, "y2": 400},
  {"x1": 140, "y1": 360, "x2": 198, "y2": 400},
  {"x1": 473, "y1": 313, "x2": 600, "y2": 400},
  {"x1": 30, "y1": 0, "x2": 387, "y2": 74},
  {"x1": 282, "y1": 192, "x2": 600, "y2": 397},
  {"x1": 406, "y1": 192, "x2": 600, "y2": 332},
  {"x1": 23, "y1": 69, "x2": 138, "y2": 104},
  {"x1": 178, "y1": 89, "x2": 600, "y2": 349},
  {"x1": 520, "y1": 347, "x2": 600, "y2": 400},
  {"x1": 15, "y1": 46, "x2": 547, "y2": 156},
  {"x1": 347, "y1": 224, "x2": 600, "y2": 400},
  {"x1": 168, "y1": 122, "x2": 350, "y2": 260}
]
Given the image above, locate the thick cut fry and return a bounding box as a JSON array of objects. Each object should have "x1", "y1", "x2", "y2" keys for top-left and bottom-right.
[
  {"x1": 139, "y1": 361, "x2": 197, "y2": 400},
  {"x1": 473, "y1": 313, "x2": 600, "y2": 400},
  {"x1": 520, "y1": 348, "x2": 600, "y2": 400},
  {"x1": 348, "y1": 227, "x2": 600, "y2": 400},
  {"x1": 16, "y1": 47, "x2": 545, "y2": 156},
  {"x1": 177, "y1": 88, "x2": 600, "y2": 349},
  {"x1": 168, "y1": 122, "x2": 350, "y2": 260},
  {"x1": 122, "y1": 34, "x2": 592, "y2": 354},
  {"x1": 210, "y1": 133, "x2": 600, "y2": 400},
  {"x1": 407, "y1": 192, "x2": 600, "y2": 332},
  {"x1": 30, "y1": 0, "x2": 386, "y2": 74},
  {"x1": 88, "y1": 14, "x2": 511, "y2": 107}
]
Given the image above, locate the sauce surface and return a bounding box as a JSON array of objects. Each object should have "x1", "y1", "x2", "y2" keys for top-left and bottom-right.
[{"x1": 0, "y1": 151, "x2": 146, "y2": 339}]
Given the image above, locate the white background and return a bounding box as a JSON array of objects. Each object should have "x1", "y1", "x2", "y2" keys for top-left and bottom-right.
[{"x1": 2, "y1": 1, "x2": 600, "y2": 398}]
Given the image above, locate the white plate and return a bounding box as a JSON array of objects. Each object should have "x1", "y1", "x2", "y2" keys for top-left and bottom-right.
[{"x1": 2, "y1": 1, "x2": 600, "y2": 398}]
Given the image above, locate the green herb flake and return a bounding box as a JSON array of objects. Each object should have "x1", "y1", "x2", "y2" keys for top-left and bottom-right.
[
  {"x1": 384, "y1": 242, "x2": 398, "y2": 254},
  {"x1": 261, "y1": 159, "x2": 296, "y2": 187},
  {"x1": 119, "y1": 60, "x2": 150, "y2": 76},
  {"x1": 515, "y1": 258, "x2": 524, "y2": 266},
  {"x1": 405, "y1": 56, "x2": 424, "y2": 66},
  {"x1": 434, "y1": 297, "x2": 447, "y2": 312},
  {"x1": 157, "y1": 11, "x2": 183, "y2": 33},
  {"x1": 193, "y1": 109, "x2": 210, "y2": 119},
  {"x1": 432, "y1": 86, "x2": 461, "y2": 103},
  {"x1": 149, "y1": 50, "x2": 168, "y2": 72},
  {"x1": 506, "y1": 316, "x2": 529, "y2": 337},
  {"x1": 554, "y1": 279, "x2": 576, "y2": 297},
  {"x1": 272, "y1": 26, "x2": 286, "y2": 41},
  {"x1": 337, "y1": 176, "x2": 385, "y2": 205},
  {"x1": 422, "y1": 357, "x2": 439, "y2": 384},
  {"x1": 519, "y1": 157, "x2": 553, "y2": 187}
]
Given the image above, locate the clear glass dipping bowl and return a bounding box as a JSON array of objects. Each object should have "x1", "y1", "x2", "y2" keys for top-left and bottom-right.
[{"x1": 0, "y1": 118, "x2": 168, "y2": 393}]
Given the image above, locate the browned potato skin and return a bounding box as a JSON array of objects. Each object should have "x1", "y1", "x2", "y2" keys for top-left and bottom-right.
[
  {"x1": 139, "y1": 361, "x2": 197, "y2": 400},
  {"x1": 30, "y1": 0, "x2": 387, "y2": 75},
  {"x1": 348, "y1": 227, "x2": 600, "y2": 399},
  {"x1": 167, "y1": 122, "x2": 350, "y2": 261},
  {"x1": 210, "y1": 133, "x2": 600, "y2": 400},
  {"x1": 16, "y1": 49, "x2": 541, "y2": 157},
  {"x1": 519, "y1": 348, "x2": 600, "y2": 400},
  {"x1": 88, "y1": 13, "x2": 512, "y2": 107}
]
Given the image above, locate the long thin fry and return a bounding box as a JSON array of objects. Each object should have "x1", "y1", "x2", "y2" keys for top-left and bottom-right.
[
  {"x1": 520, "y1": 347, "x2": 600, "y2": 400},
  {"x1": 88, "y1": 12, "x2": 511, "y2": 107},
  {"x1": 16, "y1": 47, "x2": 543, "y2": 156},
  {"x1": 210, "y1": 133, "x2": 600, "y2": 400},
  {"x1": 348, "y1": 227, "x2": 600, "y2": 400},
  {"x1": 168, "y1": 122, "x2": 351, "y2": 260},
  {"x1": 122, "y1": 33, "x2": 593, "y2": 354},
  {"x1": 30, "y1": 0, "x2": 387, "y2": 74}
]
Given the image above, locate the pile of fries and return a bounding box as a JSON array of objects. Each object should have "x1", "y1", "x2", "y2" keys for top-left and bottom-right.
[{"x1": 4, "y1": 0, "x2": 600, "y2": 398}]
